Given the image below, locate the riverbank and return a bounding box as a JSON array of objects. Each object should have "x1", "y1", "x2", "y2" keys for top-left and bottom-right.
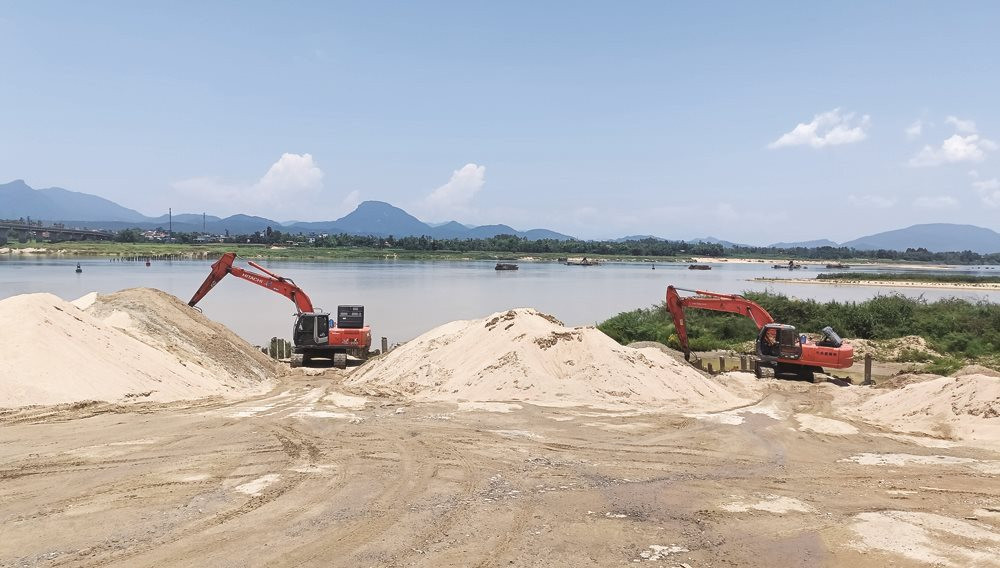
[
  {"x1": 692, "y1": 257, "x2": 956, "y2": 270},
  {"x1": 755, "y1": 277, "x2": 1000, "y2": 291},
  {"x1": 0, "y1": 242, "x2": 695, "y2": 263},
  {"x1": 4, "y1": 242, "x2": 977, "y2": 268}
]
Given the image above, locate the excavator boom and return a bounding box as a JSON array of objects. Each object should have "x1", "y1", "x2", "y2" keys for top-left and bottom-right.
[
  {"x1": 188, "y1": 252, "x2": 315, "y2": 313},
  {"x1": 666, "y1": 286, "x2": 774, "y2": 354}
]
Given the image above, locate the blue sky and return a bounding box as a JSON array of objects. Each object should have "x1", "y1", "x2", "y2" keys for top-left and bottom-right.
[{"x1": 2, "y1": 1, "x2": 999, "y2": 242}]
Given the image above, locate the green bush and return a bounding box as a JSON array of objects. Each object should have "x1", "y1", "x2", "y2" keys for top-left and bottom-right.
[{"x1": 924, "y1": 356, "x2": 965, "y2": 376}]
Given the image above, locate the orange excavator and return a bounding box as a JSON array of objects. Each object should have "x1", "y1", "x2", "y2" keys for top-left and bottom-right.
[
  {"x1": 189, "y1": 252, "x2": 371, "y2": 368},
  {"x1": 665, "y1": 285, "x2": 853, "y2": 381}
]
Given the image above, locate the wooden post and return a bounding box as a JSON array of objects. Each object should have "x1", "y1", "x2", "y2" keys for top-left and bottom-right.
[
  {"x1": 381, "y1": 337, "x2": 389, "y2": 354},
  {"x1": 719, "y1": 356, "x2": 725, "y2": 373},
  {"x1": 864, "y1": 354, "x2": 873, "y2": 385}
]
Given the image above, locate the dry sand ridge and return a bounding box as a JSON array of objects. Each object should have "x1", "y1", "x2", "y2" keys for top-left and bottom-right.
[
  {"x1": 347, "y1": 308, "x2": 759, "y2": 412},
  {"x1": 0, "y1": 288, "x2": 275, "y2": 408}
]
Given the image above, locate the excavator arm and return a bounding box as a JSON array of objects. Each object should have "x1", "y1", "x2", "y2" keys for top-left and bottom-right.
[
  {"x1": 188, "y1": 252, "x2": 315, "y2": 314},
  {"x1": 665, "y1": 285, "x2": 774, "y2": 358}
]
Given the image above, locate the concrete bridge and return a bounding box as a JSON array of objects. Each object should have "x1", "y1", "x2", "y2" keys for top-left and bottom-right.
[{"x1": 0, "y1": 221, "x2": 114, "y2": 244}]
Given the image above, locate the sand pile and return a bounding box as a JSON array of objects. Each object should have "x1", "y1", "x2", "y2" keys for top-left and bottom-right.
[
  {"x1": 0, "y1": 289, "x2": 276, "y2": 408},
  {"x1": 346, "y1": 308, "x2": 757, "y2": 411},
  {"x1": 843, "y1": 374, "x2": 1000, "y2": 443},
  {"x1": 84, "y1": 288, "x2": 276, "y2": 387},
  {"x1": 953, "y1": 364, "x2": 1000, "y2": 379}
]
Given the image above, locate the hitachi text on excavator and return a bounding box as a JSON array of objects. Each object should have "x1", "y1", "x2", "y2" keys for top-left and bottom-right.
[
  {"x1": 665, "y1": 285, "x2": 853, "y2": 381},
  {"x1": 188, "y1": 252, "x2": 371, "y2": 368}
]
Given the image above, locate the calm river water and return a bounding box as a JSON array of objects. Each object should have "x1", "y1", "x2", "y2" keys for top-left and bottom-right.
[{"x1": 2, "y1": 257, "x2": 999, "y2": 346}]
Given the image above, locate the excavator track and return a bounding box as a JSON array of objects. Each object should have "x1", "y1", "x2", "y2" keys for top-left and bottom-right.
[{"x1": 333, "y1": 353, "x2": 347, "y2": 369}]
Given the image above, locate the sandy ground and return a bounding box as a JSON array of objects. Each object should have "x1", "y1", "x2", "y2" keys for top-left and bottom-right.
[
  {"x1": 753, "y1": 277, "x2": 1000, "y2": 291},
  {"x1": 2, "y1": 372, "x2": 999, "y2": 568}
]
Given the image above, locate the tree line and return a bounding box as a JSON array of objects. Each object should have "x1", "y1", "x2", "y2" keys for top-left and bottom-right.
[{"x1": 113, "y1": 227, "x2": 1000, "y2": 264}]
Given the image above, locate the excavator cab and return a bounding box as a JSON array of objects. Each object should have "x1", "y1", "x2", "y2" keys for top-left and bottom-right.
[
  {"x1": 293, "y1": 312, "x2": 330, "y2": 348},
  {"x1": 756, "y1": 324, "x2": 801, "y2": 361}
]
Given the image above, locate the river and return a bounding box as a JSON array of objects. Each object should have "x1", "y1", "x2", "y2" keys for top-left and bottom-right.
[{"x1": 2, "y1": 256, "x2": 999, "y2": 346}]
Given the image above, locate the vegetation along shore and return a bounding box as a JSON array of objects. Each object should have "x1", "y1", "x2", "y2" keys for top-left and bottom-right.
[{"x1": 599, "y1": 292, "x2": 1000, "y2": 374}]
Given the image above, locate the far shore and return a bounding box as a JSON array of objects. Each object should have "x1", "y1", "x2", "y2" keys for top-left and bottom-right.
[
  {"x1": 0, "y1": 244, "x2": 991, "y2": 269},
  {"x1": 692, "y1": 257, "x2": 956, "y2": 270},
  {"x1": 754, "y1": 277, "x2": 1000, "y2": 292}
]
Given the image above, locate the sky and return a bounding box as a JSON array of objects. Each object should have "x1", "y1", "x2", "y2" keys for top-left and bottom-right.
[{"x1": 2, "y1": 1, "x2": 999, "y2": 243}]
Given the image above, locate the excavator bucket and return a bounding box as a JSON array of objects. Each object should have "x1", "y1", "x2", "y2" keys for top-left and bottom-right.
[{"x1": 188, "y1": 252, "x2": 236, "y2": 307}]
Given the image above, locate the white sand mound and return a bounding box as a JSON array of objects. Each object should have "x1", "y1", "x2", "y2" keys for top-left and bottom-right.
[
  {"x1": 0, "y1": 289, "x2": 276, "y2": 408},
  {"x1": 346, "y1": 308, "x2": 757, "y2": 411},
  {"x1": 843, "y1": 374, "x2": 1000, "y2": 444}
]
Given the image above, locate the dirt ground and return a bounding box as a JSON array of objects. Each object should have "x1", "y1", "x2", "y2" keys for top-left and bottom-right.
[{"x1": 2, "y1": 372, "x2": 999, "y2": 568}]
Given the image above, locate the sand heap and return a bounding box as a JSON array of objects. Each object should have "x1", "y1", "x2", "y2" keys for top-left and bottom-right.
[
  {"x1": 0, "y1": 289, "x2": 276, "y2": 408},
  {"x1": 843, "y1": 374, "x2": 1000, "y2": 443},
  {"x1": 346, "y1": 308, "x2": 757, "y2": 411}
]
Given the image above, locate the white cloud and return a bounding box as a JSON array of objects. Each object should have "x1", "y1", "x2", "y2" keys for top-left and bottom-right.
[
  {"x1": 848, "y1": 194, "x2": 896, "y2": 208},
  {"x1": 945, "y1": 116, "x2": 977, "y2": 133},
  {"x1": 973, "y1": 178, "x2": 1000, "y2": 207},
  {"x1": 908, "y1": 134, "x2": 998, "y2": 167},
  {"x1": 716, "y1": 202, "x2": 739, "y2": 220},
  {"x1": 254, "y1": 153, "x2": 323, "y2": 197},
  {"x1": 425, "y1": 163, "x2": 486, "y2": 209},
  {"x1": 340, "y1": 189, "x2": 361, "y2": 212},
  {"x1": 769, "y1": 108, "x2": 870, "y2": 149},
  {"x1": 172, "y1": 153, "x2": 325, "y2": 215},
  {"x1": 913, "y1": 196, "x2": 959, "y2": 209},
  {"x1": 905, "y1": 120, "x2": 923, "y2": 139}
]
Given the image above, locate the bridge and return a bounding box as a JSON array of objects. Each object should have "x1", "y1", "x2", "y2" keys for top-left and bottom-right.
[{"x1": 0, "y1": 220, "x2": 115, "y2": 244}]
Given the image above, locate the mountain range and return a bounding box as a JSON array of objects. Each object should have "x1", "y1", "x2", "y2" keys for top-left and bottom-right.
[
  {"x1": 763, "y1": 225, "x2": 1000, "y2": 254},
  {"x1": 0, "y1": 179, "x2": 572, "y2": 241},
  {"x1": 4, "y1": 179, "x2": 1000, "y2": 253}
]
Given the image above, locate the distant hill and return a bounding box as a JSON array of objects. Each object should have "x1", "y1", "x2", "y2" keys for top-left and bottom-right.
[
  {"x1": 687, "y1": 236, "x2": 750, "y2": 249},
  {"x1": 0, "y1": 179, "x2": 148, "y2": 222},
  {"x1": 769, "y1": 239, "x2": 840, "y2": 249},
  {"x1": 285, "y1": 202, "x2": 574, "y2": 240},
  {"x1": 0, "y1": 180, "x2": 574, "y2": 241},
  {"x1": 615, "y1": 235, "x2": 667, "y2": 242},
  {"x1": 428, "y1": 220, "x2": 472, "y2": 238},
  {"x1": 323, "y1": 201, "x2": 428, "y2": 236},
  {"x1": 463, "y1": 224, "x2": 524, "y2": 239},
  {"x1": 841, "y1": 223, "x2": 1000, "y2": 254}
]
